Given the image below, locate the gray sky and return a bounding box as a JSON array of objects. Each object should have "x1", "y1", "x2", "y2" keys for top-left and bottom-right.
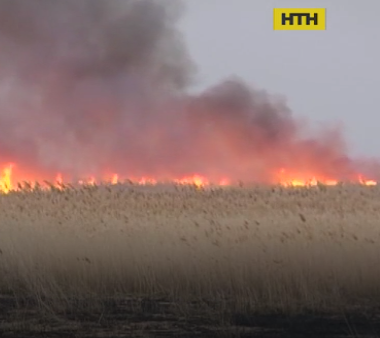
[{"x1": 180, "y1": 0, "x2": 380, "y2": 157}]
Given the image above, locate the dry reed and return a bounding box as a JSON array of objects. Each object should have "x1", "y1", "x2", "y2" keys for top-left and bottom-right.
[{"x1": 0, "y1": 183, "x2": 379, "y2": 314}]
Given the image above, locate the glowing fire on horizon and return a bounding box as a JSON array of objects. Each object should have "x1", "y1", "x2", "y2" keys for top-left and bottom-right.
[
  {"x1": 0, "y1": 163, "x2": 376, "y2": 194},
  {"x1": 0, "y1": 1, "x2": 378, "y2": 196}
]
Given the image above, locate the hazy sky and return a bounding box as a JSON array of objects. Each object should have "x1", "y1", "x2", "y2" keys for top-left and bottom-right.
[{"x1": 180, "y1": 0, "x2": 380, "y2": 157}]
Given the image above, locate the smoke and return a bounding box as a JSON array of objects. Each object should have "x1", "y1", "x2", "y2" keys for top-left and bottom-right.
[{"x1": 0, "y1": 0, "x2": 378, "y2": 183}]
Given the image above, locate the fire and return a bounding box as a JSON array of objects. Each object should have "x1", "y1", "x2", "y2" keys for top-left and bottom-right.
[
  {"x1": 0, "y1": 2, "x2": 378, "y2": 197},
  {"x1": 276, "y1": 169, "x2": 378, "y2": 187},
  {"x1": 0, "y1": 163, "x2": 377, "y2": 194},
  {"x1": 358, "y1": 175, "x2": 377, "y2": 186},
  {"x1": 56, "y1": 173, "x2": 62, "y2": 184},
  {"x1": 0, "y1": 164, "x2": 14, "y2": 193},
  {"x1": 174, "y1": 175, "x2": 208, "y2": 187},
  {"x1": 111, "y1": 174, "x2": 118, "y2": 185},
  {"x1": 137, "y1": 177, "x2": 157, "y2": 185},
  {"x1": 278, "y1": 168, "x2": 339, "y2": 187}
]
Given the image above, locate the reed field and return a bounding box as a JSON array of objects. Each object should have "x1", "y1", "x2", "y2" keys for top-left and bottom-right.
[{"x1": 1, "y1": 182, "x2": 380, "y2": 336}]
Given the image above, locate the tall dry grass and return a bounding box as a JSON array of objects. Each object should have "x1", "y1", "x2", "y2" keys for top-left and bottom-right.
[{"x1": 0, "y1": 183, "x2": 379, "y2": 314}]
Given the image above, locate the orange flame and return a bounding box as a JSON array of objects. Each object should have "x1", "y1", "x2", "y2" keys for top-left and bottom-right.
[
  {"x1": 358, "y1": 175, "x2": 376, "y2": 186},
  {"x1": 0, "y1": 164, "x2": 13, "y2": 193},
  {"x1": 174, "y1": 174, "x2": 208, "y2": 187},
  {"x1": 0, "y1": 163, "x2": 377, "y2": 194},
  {"x1": 277, "y1": 168, "x2": 340, "y2": 187},
  {"x1": 111, "y1": 174, "x2": 118, "y2": 184}
]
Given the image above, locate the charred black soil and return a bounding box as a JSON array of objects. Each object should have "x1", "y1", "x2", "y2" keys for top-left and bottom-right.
[{"x1": 1, "y1": 295, "x2": 380, "y2": 337}]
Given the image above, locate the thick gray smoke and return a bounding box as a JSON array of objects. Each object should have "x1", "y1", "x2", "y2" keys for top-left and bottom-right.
[
  {"x1": 0, "y1": 0, "x2": 194, "y2": 177},
  {"x1": 0, "y1": 0, "x2": 378, "y2": 183}
]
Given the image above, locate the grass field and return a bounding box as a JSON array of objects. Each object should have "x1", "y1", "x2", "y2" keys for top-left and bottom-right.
[{"x1": 1, "y1": 183, "x2": 380, "y2": 337}]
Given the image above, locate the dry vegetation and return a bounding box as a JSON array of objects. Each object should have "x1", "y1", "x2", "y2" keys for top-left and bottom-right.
[{"x1": 1, "y1": 182, "x2": 380, "y2": 336}]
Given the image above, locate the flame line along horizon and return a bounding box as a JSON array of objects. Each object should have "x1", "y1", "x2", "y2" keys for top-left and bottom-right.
[{"x1": 0, "y1": 163, "x2": 376, "y2": 194}]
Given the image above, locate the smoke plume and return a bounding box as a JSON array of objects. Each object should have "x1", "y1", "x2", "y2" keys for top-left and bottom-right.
[{"x1": 0, "y1": 0, "x2": 378, "y2": 183}]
